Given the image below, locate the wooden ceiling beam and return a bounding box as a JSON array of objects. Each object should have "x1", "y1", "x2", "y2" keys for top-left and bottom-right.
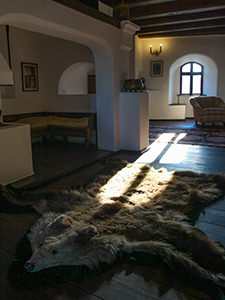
[
  {"x1": 130, "y1": 0, "x2": 225, "y2": 19},
  {"x1": 138, "y1": 26, "x2": 225, "y2": 38},
  {"x1": 138, "y1": 18, "x2": 225, "y2": 34},
  {"x1": 135, "y1": 9, "x2": 225, "y2": 27},
  {"x1": 127, "y1": 0, "x2": 170, "y2": 5},
  {"x1": 53, "y1": 0, "x2": 120, "y2": 28}
]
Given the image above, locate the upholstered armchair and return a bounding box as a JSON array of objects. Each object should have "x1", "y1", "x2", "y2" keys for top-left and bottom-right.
[{"x1": 189, "y1": 96, "x2": 225, "y2": 126}]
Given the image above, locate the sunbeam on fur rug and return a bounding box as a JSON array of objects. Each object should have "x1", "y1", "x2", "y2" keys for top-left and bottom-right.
[{"x1": 3, "y1": 159, "x2": 225, "y2": 299}]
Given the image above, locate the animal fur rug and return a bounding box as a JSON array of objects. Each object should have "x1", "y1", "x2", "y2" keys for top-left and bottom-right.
[{"x1": 5, "y1": 159, "x2": 225, "y2": 298}]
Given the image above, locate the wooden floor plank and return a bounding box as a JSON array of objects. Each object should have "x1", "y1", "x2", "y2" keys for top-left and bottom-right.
[
  {"x1": 199, "y1": 230, "x2": 225, "y2": 246},
  {"x1": 3, "y1": 281, "x2": 102, "y2": 300},
  {"x1": 74, "y1": 264, "x2": 210, "y2": 300},
  {"x1": 0, "y1": 218, "x2": 29, "y2": 254},
  {"x1": 0, "y1": 212, "x2": 39, "y2": 229},
  {"x1": 196, "y1": 220, "x2": 225, "y2": 233},
  {"x1": 198, "y1": 207, "x2": 225, "y2": 226},
  {"x1": 0, "y1": 249, "x2": 13, "y2": 296},
  {"x1": 13, "y1": 142, "x2": 112, "y2": 190},
  {"x1": 196, "y1": 221, "x2": 225, "y2": 246},
  {"x1": 208, "y1": 198, "x2": 225, "y2": 211},
  {"x1": 118, "y1": 144, "x2": 225, "y2": 174},
  {"x1": 36, "y1": 161, "x2": 107, "y2": 191}
]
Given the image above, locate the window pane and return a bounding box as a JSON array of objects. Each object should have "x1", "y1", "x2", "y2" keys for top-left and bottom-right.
[
  {"x1": 193, "y1": 63, "x2": 202, "y2": 72},
  {"x1": 181, "y1": 75, "x2": 190, "y2": 94},
  {"x1": 192, "y1": 75, "x2": 201, "y2": 94},
  {"x1": 182, "y1": 63, "x2": 191, "y2": 72}
]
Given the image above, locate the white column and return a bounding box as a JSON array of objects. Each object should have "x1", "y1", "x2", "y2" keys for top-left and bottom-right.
[{"x1": 120, "y1": 92, "x2": 149, "y2": 151}]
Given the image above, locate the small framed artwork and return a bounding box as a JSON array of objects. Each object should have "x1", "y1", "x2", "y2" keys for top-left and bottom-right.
[
  {"x1": 21, "y1": 62, "x2": 39, "y2": 91},
  {"x1": 150, "y1": 61, "x2": 163, "y2": 77}
]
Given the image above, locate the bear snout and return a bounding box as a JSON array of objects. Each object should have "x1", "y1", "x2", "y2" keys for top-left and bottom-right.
[{"x1": 24, "y1": 262, "x2": 35, "y2": 272}]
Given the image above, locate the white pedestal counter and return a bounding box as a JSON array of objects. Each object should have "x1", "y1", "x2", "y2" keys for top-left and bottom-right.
[
  {"x1": 120, "y1": 92, "x2": 149, "y2": 151},
  {"x1": 0, "y1": 123, "x2": 34, "y2": 185}
]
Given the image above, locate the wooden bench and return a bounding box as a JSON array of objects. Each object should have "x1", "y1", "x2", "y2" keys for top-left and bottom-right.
[{"x1": 3, "y1": 112, "x2": 97, "y2": 146}]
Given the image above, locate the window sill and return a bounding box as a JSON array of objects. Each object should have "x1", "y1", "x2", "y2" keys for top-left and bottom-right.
[
  {"x1": 177, "y1": 94, "x2": 206, "y2": 96},
  {"x1": 169, "y1": 103, "x2": 186, "y2": 106}
]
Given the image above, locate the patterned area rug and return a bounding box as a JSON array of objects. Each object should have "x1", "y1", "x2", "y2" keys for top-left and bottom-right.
[{"x1": 149, "y1": 125, "x2": 225, "y2": 148}]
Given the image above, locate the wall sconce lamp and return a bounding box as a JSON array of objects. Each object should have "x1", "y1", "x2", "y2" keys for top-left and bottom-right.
[{"x1": 150, "y1": 44, "x2": 162, "y2": 56}]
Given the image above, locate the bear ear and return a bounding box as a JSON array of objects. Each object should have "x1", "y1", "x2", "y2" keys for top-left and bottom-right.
[
  {"x1": 49, "y1": 215, "x2": 73, "y2": 230},
  {"x1": 77, "y1": 225, "x2": 98, "y2": 241}
]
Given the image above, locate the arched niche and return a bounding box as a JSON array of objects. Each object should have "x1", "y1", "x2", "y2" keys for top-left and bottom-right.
[
  {"x1": 58, "y1": 62, "x2": 95, "y2": 95},
  {"x1": 169, "y1": 54, "x2": 218, "y2": 104}
]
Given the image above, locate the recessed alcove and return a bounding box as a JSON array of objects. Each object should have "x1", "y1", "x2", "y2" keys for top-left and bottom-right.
[
  {"x1": 58, "y1": 62, "x2": 95, "y2": 95},
  {"x1": 169, "y1": 54, "x2": 217, "y2": 117}
]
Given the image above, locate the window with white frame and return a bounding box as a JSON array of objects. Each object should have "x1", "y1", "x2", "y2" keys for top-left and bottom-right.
[{"x1": 180, "y1": 62, "x2": 203, "y2": 95}]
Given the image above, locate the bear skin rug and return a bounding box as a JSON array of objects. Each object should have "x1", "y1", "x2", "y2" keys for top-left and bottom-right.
[{"x1": 5, "y1": 159, "x2": 225, "y2": 297}]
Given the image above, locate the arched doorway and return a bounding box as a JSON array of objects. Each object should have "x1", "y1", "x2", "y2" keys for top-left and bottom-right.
[{"x1": 0, "y1": 7, "x2": 120, "y2": 150}]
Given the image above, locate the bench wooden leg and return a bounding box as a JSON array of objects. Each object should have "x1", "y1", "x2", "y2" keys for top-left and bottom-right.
[
  {"x1": 85, "y1": 137, "x2": 90, "y2": 148},
  {"x1": 42, "y1": 135, "x2": 48, "y2": 144},
  {"x1": 85, "y1": 135, "x2": 91, "y2": 148}
]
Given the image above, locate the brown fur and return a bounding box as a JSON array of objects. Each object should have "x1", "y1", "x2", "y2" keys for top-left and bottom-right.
[
  {"x1": 16, "y1": 160, "x2": 225, "y2": 288},
  {"x1": 93, "y1": 201, "x2": 122, "y2": 219}
]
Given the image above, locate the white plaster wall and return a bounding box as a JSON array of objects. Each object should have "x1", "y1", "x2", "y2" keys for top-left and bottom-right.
[
  {"x1": 0, "y1": 26, "x2": 47, "y2": 115},
  {"x1": 41, "y1": 36, "x2": 96, "y2": 112},
  {"x1": 134, "y1": 35, "x2": 143, "y2": 79},
  {"x1": 0, "y1": 51, "x2": 13, "y2": 85},
  {"x1": 0, "y1": 0, "x2": 127, "y2": 150},
  {"x1": 120, "y1": 49, "x2": 130, "y2": 83},
  {"x1": 0, "y1": 26, "x2": 97, "y2": 114},
  {"x1": 136, "y1": 35, "x2": 225, "y2": 120},
  {"x1": 58, "y1": 62, "x2": 95, "y2": 95}
]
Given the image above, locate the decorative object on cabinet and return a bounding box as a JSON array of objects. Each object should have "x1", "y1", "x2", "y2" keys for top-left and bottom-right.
[{"x1": 123, "y1": 78, "x2": 145, "y2": 92}]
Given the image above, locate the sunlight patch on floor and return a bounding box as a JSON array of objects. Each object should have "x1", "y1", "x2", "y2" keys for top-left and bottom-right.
[
  {"x1": 98, "y1": 164, "x2": 143, "y2": 203},
  {"x1": 174, "y1": 132, "x2": 187, "y2": 143},
  {"x1": 135, "y1": 133, "x2": 187, "y2": 164},
  {"x1": 160, "y1": 144, "x2": 187, "y2": 164}
]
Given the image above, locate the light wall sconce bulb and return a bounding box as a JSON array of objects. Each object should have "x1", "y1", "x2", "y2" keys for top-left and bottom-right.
[{"x1": 150, "y1": 44, "x2": 162, "y2": 56}]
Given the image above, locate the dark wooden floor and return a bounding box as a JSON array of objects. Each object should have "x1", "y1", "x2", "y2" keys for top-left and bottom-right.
[
  {"x1": 1, "y1": 120, "x2": 225, "y2": 300},
  {"x1": 13, "y1": 142, "x2": 112, "y2": 190}
]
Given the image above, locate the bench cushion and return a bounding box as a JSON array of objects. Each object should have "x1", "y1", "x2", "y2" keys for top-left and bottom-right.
[
  {"x1": 17, "y1": 116, "x2": 54, "y2": 129},
  {"x1": 48, "y1": 116, "x2": 89, "y2": 128}
]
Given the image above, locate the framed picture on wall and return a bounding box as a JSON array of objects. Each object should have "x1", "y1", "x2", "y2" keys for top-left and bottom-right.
[
  {"x1": 21, "y1": 62, "x2": 39, "y2": 91},
  {"x1": 150, "y1": 61, "x2": 163, "y2": 77}
]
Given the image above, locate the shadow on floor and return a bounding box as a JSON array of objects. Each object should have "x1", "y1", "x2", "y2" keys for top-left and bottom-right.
[{"x1": 13, "y1": 141, "x2": 113, "y2": 190}]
